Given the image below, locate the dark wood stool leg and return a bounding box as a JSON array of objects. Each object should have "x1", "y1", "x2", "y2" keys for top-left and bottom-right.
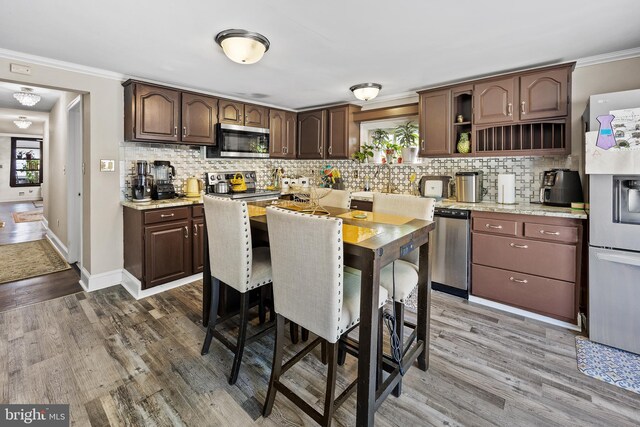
[
  {"x1": 229, "y1": 292, "x2": 250, "y2": 385},
  {"x1": 321, "y1": 342, "x2": 339, "y2": 427},
  {"x1": 301, "y1": 328, "x2": 309, "y2": 342},
  {"x1": 377, "y1": 307, "x2": 383, "y2": 388},
  {"x1": 392, "y1": 301, "x2": 404, "y2": 397},
  {"x1": 337, "y1": 340, "x2": 346, "y2": 366},
  {"x1": 290, "y1": 322, "x2": 299, "y2": 344},
  {"x1": 201, "y1": 277, "x2": 220, "y2": 355},
  {"x1": 321, "y1": 340, "x2": 328, "y2": 365},
  {"x1": 263, "y1": 314, "x2": 285, "y2": 417},
  {"x1": 259, "y1": 286, "x2": 267, "y2": 325}
]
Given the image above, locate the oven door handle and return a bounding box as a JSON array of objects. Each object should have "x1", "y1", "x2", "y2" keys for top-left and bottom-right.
[{"x1": 596, "y1": 252, "x2": 640, "y2": 267}]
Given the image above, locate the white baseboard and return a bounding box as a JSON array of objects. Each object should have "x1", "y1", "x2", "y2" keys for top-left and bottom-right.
[
  {"x1": 42, "y1": 217, "x2": 48, "y2": 229},
  {"x1": 121, "y1": 269, "x2": 202, "y2": 300},
  {"x1": 80, "y1": 267, "x2": 123, "y2": 292},
  {"x1": 468, "y1": 296, "x2": 581, "y2": 332},
  {"x1": 44, "y1": 228, "x2": 69, "y2": 262}
]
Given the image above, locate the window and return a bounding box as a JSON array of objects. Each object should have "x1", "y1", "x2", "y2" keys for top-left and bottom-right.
[{"x1": 10, "y1": 137, "x2": 43, "y2": 187}]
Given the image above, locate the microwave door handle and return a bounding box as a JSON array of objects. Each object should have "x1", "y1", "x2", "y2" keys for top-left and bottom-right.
[{"x1": 596, "y1": 252, "x2": 640, "y2": 267}]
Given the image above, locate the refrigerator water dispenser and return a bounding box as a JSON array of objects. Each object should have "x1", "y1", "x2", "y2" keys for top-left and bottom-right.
[{"x1": 614, "y1": 176, "x2": 640, "y2": 224}]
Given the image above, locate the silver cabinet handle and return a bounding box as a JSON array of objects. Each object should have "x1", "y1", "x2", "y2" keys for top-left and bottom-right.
[
  {"x1": 510, "y1": 243, "x2": 528, "y2": 249},
  {"x1": 521, "y1": 101, "x2": 526, "y2": 114},
  {"x1": 184, "y1": 225, "x2": 189, "y2": 239},
  {"x1": 507, "y1": 103, "x2": 513, "y2": 116},
  {"x1": 485, "y1": 224, "x2": 503, "y2": 229},
  {"x1": 421, "y1": 139, "x2": 425, "y2": 150},
  {"x1": 509, "y1": 276, "x2": 528, "y2": 284},
  {"x1": 160, "y1": 213, "x2": 175, "y2": 218},
  {"x1": 540, "y1": 230, "x2": 560, "y2": 236},
  {"x1": 193, "y1": 224, "x2": 198, "y2": 237},
  {"x1": 183, "y1": 126, "x2": 187, "y2": 137},
  {"x1": 328, "y1": 146, "x2": 333, "y2": 155},
  {"x1": 174, "y1": 126, "x2": 178, "y2": 136}
]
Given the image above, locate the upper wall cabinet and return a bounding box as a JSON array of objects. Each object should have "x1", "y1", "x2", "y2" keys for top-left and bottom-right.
[
  {"x1": 419, "y1": 89, "x2": 452, "y2": 156},
  {"x1": 269, "y1": 109, "x2": 297, "y2": 159},
  {"x1": 124, "y1": 80, "x2": 218, "y2": 145},
  {"x1": 519, "y1": 68, "x2": 568, "y2": 121},
  {"x1": 297, "y1": 109, "x2": 327, "y2": 159},
  {"x1": 473, "y1": 77, "x2": 518, "y2": 125},
  {"x1": 327, "y1": 104, "x2": 361, "y2": 159},
  {"x1": 219, "y1": 100, "x2": 269, "y2": 128}
]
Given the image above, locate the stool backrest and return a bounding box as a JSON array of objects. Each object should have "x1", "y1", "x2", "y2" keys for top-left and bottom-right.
[
  {"x1": 373, "y1": 193, "x2": 436, "y2": 265},
  {"x1": 266, "y1": 207, "x2": 344, "y2": 343},
  {"x1": 321, "y1": 189, "x2": 351, "y2": 209},
  {"x1": 203, "y1": 195, "x2": 252, "y2": 292}
]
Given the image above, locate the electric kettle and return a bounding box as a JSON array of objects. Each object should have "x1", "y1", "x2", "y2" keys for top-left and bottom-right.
[
  {"x1": 185, "y1": 176, "x2": 203, "y2": 197},
  {"x1": 230, "y1": 173, "x2": 247, "y2": 192}
]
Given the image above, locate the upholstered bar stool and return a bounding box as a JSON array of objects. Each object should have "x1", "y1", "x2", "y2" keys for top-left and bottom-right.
[
  {"x1": 263, "y1": 207, "x2": 388, "y2": 427},
  {"x1": 201, "y1": 195, "x2": 274, "y2": 385},
  {"x1": 373, "y1": 192, "x2": 435, "y2": 396},
  {"x1": 320, "y1": 189, "x2": 351, "y2": 209}
]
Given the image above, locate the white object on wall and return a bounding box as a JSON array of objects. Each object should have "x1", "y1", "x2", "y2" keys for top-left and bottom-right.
[{"x1": 497, "y1": 173, "x2": 516, "y2": 204}]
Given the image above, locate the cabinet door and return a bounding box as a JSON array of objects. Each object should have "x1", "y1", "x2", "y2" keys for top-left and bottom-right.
[
  {"x1": 328, "y1": 106, "x2": 348, "y2": 159},
  {"x1": 135, "y1": 84, "x2": 180, "y2": 141},
  {"x1": 297, "y1": 110, "x2": 327, "y2": 159},
  {"x1": 269, "y1": 109, "x2": 286, "y2": 158},
  {"x1": 284, "y1": 111, "x2": 297, "y2": 159},
  {"x1": 419, "y1": 89, "x2": 452, "y2": 156},
  {"x1": 192, "y1": 218, "x2": 205, "y2": 274},
  {"x1": 181, "y1": 93, "x2": 218, "y2": 145},
  {"x1": 219, "y1": 99, "x2": 244, "y2": 125},
  {"x1": 144, "y1": 221, "x2": 191, "y2": 289},
  {"x1": 473, "y1": 77, "x2": 518, "y2": 125},
  {"x1": 245, "y1": 105, "x2": 269, "y2": 128},
  {"x1": 520, "y1": 68, "x2": 568, "y2": 120}
]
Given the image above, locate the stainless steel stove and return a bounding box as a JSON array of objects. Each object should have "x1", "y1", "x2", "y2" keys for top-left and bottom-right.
[{"x1": 205, "y1": 171, "x2": 281, "y2": 201}]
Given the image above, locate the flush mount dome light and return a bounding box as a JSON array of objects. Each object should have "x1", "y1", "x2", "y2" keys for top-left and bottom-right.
[
  {"x1": 13, "y1": 87, "x2": 41, "y2": 107},
  {"x1": 13, "y1": 116, "x2": 32, "y2": 129},
  {"x1": 215, "y1": 29, "x2": 270, "y2": 64},
  {"x1": 350, "y1": 83, "x2": 382, "y2": 101}
]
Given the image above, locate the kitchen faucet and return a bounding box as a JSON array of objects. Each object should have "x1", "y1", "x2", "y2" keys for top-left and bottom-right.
[{"x1": 379, "y1": 163, "x2": 393, "y2": 193}]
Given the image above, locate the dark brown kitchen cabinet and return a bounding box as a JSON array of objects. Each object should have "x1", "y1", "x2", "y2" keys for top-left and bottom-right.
[
  {"x1": 124, "y1": 82, "x2": 180, "y2": 142},
  {"x1": 297, "y1": 109, "x2": 327, "y2": 159},
  {"x1": 473, "y1": 77, "x2": 518, "y2": 125},
  {"x1": 519, "y1": 68, "x2": 569, "y2": 121},
  {"x1": 418, "y1": 89, "x2": 452, "y2": 156},
  {"x1": 327, "y1": 104, "x2": 361, "y2": 159},
  {"x1": 269, "y1": 109, "x2": 297, "y2": 158},
  {"x1": 219, "y1": 100, "x2": 269, "y2": 128},
  {"x1": 124, "y1": 205, "x2": 205, "y2": 290},
  {"x1": 181, "y1": 93, "x2": 218, "y2": 144}
]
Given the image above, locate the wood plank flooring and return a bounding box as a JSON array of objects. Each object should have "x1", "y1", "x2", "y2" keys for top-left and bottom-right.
[
  {"x1": 0, "y1": 201, "x2": 45, "y2": 245},
  {"x1": 0, "y1": 282, "x2": 638, "y2": 426}
]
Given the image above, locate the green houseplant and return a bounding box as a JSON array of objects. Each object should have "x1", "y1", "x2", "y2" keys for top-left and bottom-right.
[
  {"x1": 352, "y1": 143, "x2": 374, "y2": 163},
  {"x1": 370, "y1": 129, "x2": 390, "y2": 163},
  {"x1": 395, "y1": 121, "x2": 419, "y2": 163}
]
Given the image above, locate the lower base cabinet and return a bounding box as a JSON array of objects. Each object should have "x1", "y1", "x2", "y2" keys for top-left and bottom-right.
[{"x1": 124, "y1": 205, "x2": 204, "y2": 289}]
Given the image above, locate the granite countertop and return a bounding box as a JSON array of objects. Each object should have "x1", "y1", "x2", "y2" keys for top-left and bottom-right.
[
  {"x1": 349, "y1": 191, "x2": 587, "y2": 219},
  {"x1": 121, "y1": 196, "x2": 204, "y2": 211}
]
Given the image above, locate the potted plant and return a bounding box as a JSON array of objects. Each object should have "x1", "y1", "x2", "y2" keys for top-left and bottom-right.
[
  {"x1": 370, "y1": 129, "x2": 390, "y2": 164},
  {"x1": 352, "y1": 144, "x2": 373, "y2": 163},
  {"x1": 395, "y1": 121, "x2": 419, "y2": 164},
  {"x1": 384, "y1": 141, "x2": 400, "y2": 164}
]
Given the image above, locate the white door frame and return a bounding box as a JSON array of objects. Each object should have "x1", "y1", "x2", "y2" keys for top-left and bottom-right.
[{"x1": 66, "y1": 95, "x2": 83, "y2": 267}]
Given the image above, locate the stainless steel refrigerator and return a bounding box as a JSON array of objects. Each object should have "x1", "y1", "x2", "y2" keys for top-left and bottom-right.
[{"x1": 584, "y1": 89, "x2": 640, "y2": 354}]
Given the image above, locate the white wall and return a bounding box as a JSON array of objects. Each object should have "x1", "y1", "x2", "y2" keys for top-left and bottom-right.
[{"x1": 0, "y1": 135, "x2": 43, "y2": 202}]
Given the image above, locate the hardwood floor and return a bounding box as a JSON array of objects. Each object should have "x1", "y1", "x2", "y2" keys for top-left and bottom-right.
[
  {"x1": 0, "y1": 282, "x2": 638, "y2": 426},
  {"x1": 0, "y1": 201, "x2": 83, "y2": 312}
]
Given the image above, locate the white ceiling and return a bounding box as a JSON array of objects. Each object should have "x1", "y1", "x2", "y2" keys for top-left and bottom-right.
[
  {"x1": 0, "y1": 82, "x2": 61, "y2": 112},
  {"x1": 1, "y1": 0, "x2": 639, "y2": 110}
]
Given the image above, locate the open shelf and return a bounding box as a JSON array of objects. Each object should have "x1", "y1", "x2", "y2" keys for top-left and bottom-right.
[{"x1": 475, "y1": 121, "x2": 567, "y2": 154}]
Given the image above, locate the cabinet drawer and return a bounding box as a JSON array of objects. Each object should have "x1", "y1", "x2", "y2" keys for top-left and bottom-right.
[
  {"x1": 472, "y1": 217, "x2": 518, "y2": 236},
  {"x1": 472, "y1": 233, "x2": 576, "y2": 282},
  {"x1": 472, "y1": 264, "x2": 575, "y2": 321},
  {"x1": 192, "y1": 205, "x2": 204, "y2": 218},
  {"x1": 524, "y1": 222, "x2": 578, "y2": 243},
  {"x1": 144, "y1": 207, "x2": 189, "y2": 225}
]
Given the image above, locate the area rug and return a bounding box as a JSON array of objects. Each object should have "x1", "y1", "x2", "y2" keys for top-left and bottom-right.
[
  {"x1": 575, "y1": 336, "x2": 640, "y2": 395},
  {"x1": 33, "y1": 200, "x2": 43, "y2": 208},
  {"x1": 12, "y1": 209, "x2": 43, "y2": 223},
  {"x1": 0, "y1": 240, "x2": 70, "y2": 284}
]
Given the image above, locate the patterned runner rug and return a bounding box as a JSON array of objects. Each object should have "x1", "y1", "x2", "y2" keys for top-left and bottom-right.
[
  {"x1": 0, "y1": 239, "x2": 70, "y2": 284},
  {"x1": 575, "y1": 336, "x2": 640, "y2": 394},
  {"x1": 12, "y1": 209, "x2": 43, "y2": 223}
]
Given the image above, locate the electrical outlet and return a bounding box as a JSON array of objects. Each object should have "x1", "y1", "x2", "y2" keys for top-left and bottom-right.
[
  {"x1": 19, "y1": 191, "x2": 24, "y2": 196},
  {"x1": 353, "y1": 170, "x2": 359, "y2": 179}
]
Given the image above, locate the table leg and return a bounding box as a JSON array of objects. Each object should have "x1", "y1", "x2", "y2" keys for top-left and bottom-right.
[
  {"x1": 417, "y1": 236, "x2": 432, "y2": 371},
  {"x1": 356, "y1": 253, "x2": 380, "y2": 427}
]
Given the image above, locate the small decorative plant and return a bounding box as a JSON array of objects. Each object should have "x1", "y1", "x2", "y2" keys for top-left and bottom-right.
[
  {"x1": 370, "y1": 129, "x2": 390, "y2": 163},
  {"x1": 394, "y1": 121, "x2": 418, "y2": 147},
  {"x1": 352, "y1": 144, "x2": 373, "y2": 163},
  {"x1": 384, "y1": 141, "x2": 400, "y2": 163}
]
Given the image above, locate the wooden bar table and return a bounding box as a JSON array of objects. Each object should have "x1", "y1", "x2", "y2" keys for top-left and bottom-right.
[{"x1": 202, "y1": 201, "x2": 435, "y2": 427}]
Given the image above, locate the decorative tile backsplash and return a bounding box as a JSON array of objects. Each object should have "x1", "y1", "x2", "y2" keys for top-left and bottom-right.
[{"x1": 120, "y1": 141, "x2": 577, "y2": 203}]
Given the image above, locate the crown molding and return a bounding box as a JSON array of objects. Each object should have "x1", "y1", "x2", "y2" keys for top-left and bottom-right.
[
  {"x1": 0, "y1": 48, "x2": 125, "y2": 80},
  {"x1": 575, "y1": 46, "x2": 640, "y2": 68}
]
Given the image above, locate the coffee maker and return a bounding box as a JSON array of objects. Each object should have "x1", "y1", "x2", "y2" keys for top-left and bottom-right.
[
  {"x1": 539, "y1": 169, "x2": 583, "y2": 207},
  {"x1": 152, "y1": 160, "x2": 176, "y2": 200},
  {"x1": 131, "y1": 160, "x2": 153, "y2": 202}
]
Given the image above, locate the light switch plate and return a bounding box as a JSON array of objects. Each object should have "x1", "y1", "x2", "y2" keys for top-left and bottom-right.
[{"x1": 100, "y1": 159, "x2": 115, "y2": 172}]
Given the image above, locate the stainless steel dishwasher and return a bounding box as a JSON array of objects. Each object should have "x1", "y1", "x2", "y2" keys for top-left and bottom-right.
[{"x1": 431, "y1": 207, "x2": 471, "y2": 298}]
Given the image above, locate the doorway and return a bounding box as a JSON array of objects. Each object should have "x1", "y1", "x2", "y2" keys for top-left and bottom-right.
[{"x1": 67, "y1": 95, "x2": 82, "y2": 266}]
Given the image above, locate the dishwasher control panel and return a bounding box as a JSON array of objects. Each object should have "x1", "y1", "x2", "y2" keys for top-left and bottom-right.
[{"x1": 434, "y1": 208, "x2": 470, "y2": 219}]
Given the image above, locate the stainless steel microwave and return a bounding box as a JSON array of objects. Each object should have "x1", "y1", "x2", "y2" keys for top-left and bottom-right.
[{"x1": 204, "y1": 123, "x2": 269, "y2": 159}]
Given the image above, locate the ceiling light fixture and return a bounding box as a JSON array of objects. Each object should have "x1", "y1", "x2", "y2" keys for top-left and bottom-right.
[
  {"x1": 13, "y1": 116, "x2": 32, "y2": 129},
  {"x1": 350, "y1": 83, "x2": 382, "y2": 101},
  {"x1": 13, "y1": 87, "x2": 41, "y2": 107},
  {"x1": 215, "y1": 29, "x2": 270, "y2": 64}
]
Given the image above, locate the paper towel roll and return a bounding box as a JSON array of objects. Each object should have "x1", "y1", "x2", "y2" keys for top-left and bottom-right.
[{"x1": 497, "y1": 174, "x2": 516, "y2": 204}]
